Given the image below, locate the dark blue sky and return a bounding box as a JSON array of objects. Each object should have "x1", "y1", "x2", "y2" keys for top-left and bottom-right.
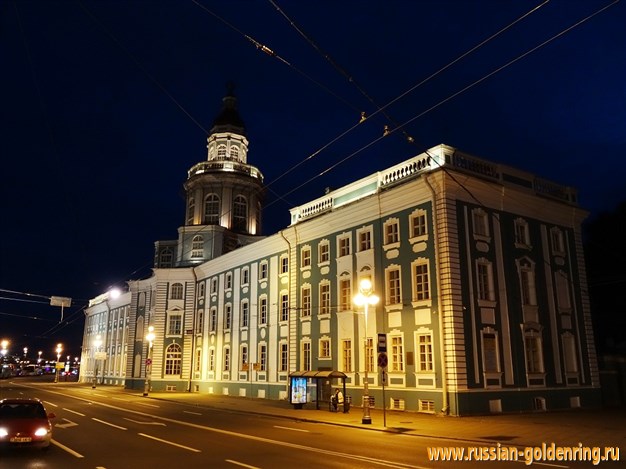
[{"x1": 1, "y1": 0, "x2": 624, "y2": 358}]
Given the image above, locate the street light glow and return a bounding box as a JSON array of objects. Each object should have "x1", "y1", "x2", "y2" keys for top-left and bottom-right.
[{"x1": 353, "y1": 278, "x2": 379, "y2": 425}]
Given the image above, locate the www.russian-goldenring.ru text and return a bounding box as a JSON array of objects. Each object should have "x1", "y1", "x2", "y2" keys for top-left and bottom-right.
[{"x1": 427, "y1": 442, "x2": 620, "y2": 465}]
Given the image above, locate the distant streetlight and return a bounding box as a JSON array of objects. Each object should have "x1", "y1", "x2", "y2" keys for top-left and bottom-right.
[
  {"x1": 38, "y1": 350, "x2": 42, "y2": 364},
  {"x1": 54, "y1": 343, "x2": 63, "y2": 383},
  {"x1": 143, "y1": 326, "x2": 155, "y2": 397},
  {"x1": 1, "y1": 340, "x2": 8, "y2": 359},
  {"x1": 353, "y1": 278, "x2": 379, "y2": 425},
  {"x1": 92, "y1": 335, "x2": 102, "y2": 389}
]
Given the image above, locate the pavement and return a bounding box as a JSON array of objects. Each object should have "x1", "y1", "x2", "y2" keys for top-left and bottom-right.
[{"x1": 96, "y1": 385, "x2": 626, "y2": 451}]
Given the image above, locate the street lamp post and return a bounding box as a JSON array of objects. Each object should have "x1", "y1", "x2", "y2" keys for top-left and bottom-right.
[
  {"x1": 92, "y1": 335, "x2": 102, "y2": 389},
  {"x1": 143, "y1": 326, "x2": 155, "y2": 397},
  {"x1": 54, "y1": 343, "x2": 63, "y2": 383},
  {"x1": 353, "y1": 278, "x2": 379, "y2": 425}
]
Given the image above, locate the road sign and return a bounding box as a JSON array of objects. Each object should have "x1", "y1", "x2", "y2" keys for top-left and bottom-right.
[
  {"x1": 145, "y1": 358, "x2": 152, "y2": 365},
  {"x1": 377, "y1": 352, "x2": 388, "y2": 368},
  {"x1": 377, "y1": 333, "x2": 387, "y2": 353}
]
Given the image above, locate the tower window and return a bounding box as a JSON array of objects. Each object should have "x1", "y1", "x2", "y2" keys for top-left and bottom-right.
[
  {"x1": 204, "y1": 194, "x2": 220, "y2": 225},
  {"x1": 233, "y1": 195, "x2": 247, "y2": 231},
  {"x1": 217, "y1": 144, "x2": 227, "y2": 159}
]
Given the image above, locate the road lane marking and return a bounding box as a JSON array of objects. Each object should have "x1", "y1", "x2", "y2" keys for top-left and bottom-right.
[
  {"x1": 138, "y1": 432, "x2": 201, "y2": 452},
  {"x1": 184, "y1": 410, "x2": 202, "y2": 415},
  {"x1": 15, "y1": 384, "x2": 425, "y2": 468},
  {"x1": 273, "y1": 425, "x2": 310, "y2": 433},
  {"x1": 226, "y1": 460, "x2": 260, "y2": 468},
  {"x1": 124, "y1": 418, "x2": 166, "y2": 426},
  {"x1": 92, "y1": 418, "x2": 127, "y2": 430},
  {"x1": 43, "y1": 400, "x2": 59, "y2": 407},
  {"x1": 56, "y1": 418, "x2": 79, "y2": 429},
  {"x1": 112, "y1": 396, "x2": 131, "y2": 401},
  {"x1": 63, "y1": 408, "x2": 86, "y2": 416},
  {"x1": 51, "y1": 438, "x2": 84, "y2": 458},
  {"x1": 135, "y1": 401, "x2": 161, "y2": 408}
]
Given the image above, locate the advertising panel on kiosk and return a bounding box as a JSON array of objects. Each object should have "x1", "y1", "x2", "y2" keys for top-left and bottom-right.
[{"x1": 290, "y1": 376, "x2": 307, "y2": 407}]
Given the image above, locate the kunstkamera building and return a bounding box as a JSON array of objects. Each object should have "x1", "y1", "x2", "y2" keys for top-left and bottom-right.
[{"x1": 80, "y1": 90, "x2": 601, "y2": 416}]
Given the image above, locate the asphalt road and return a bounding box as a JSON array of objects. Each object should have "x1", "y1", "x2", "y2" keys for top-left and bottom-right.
[{"x1": 1, "y1": 378, "x2": 614, "y2": 468}]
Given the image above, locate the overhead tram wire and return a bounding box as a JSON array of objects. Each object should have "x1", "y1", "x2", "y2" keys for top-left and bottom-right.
[
  {"x1": 276, "y1": 0, "x2": 619, "y2": 208},
  {"x1": 190, "y1": 0, "x2": 359, "y2": 113},
  {"x1": 63, "y1": 1, "x2": 616, "y2": 306},
  {"x1": 263, "y1": 0, "x2": 550, "y2": 188}
]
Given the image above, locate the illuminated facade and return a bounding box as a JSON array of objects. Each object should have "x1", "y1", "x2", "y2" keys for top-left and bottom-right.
[{"x1": 81, "y1": 92, "x2": 601, "y2": 415}]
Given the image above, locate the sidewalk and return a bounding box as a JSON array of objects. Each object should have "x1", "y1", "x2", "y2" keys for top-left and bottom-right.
[{"x1": 110, "y1": 386, "x2": 625, "y2": 450}]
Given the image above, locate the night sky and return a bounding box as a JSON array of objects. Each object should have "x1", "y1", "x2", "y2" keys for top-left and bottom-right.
[{"x1": 1, "y1": 0, "x2": 624, "y2": 359}]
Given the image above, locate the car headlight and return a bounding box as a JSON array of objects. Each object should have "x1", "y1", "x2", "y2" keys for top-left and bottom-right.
[
  {"x1": 34, "y1": 427, "x2": 49, "y2": 437},
  {"x1": 0, "y1": 428, "x2": 8, "y2": 438}
]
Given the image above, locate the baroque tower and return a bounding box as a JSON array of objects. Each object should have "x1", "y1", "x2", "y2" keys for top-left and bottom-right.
[{"x1": 154, "y1": 88, "x2": 266, "y2": 268}]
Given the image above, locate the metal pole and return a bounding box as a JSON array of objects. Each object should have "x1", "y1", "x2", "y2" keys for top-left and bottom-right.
[
  {"x1": 143, "y1": 342, "x2": 152, "y2": 397},
  {"x1": 362, "y1": 301, "x2": 371, "y2": 424}
]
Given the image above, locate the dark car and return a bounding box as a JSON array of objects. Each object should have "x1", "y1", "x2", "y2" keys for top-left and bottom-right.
[{"x1": 0, "y1": 398, "x2": 55, "y2": 449}]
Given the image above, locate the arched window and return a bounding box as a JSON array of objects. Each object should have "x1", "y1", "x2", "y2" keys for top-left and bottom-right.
[
  {"x1": 171, "y1": 283, "x2": 183, "y2": 300},
  {"x1": 187, "y1": 197, "x2": 195, "y2": 225},
  {"x1": 204, "y1": 194, "x2": 220, "y2": 225},
  {"x1": 217, "y1": 144, "x2": 227, "y2": 159},
  {"x1": 230, "y1": 146, "x2": 239, "y2": 161},
  {"x1": 233, "y1": 195, "x2": 247, "y2": 231},
  {"x1": 191, "y1": 235, "x2": 203, "y2": 258},
  {"x1": 165, "y1": 343, "x2": 182, "y2": 376},
  {"x1": 159, "y1": 248, "x2": 173, "y2": 268}
]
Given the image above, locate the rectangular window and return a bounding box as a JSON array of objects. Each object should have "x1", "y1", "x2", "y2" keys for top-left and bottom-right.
[
  {"x1": 520, "y1": 269, "x2": 536, "y2": 306},
  {"x1": 387, "y1": 268, "x2": 401, "y2": 305},
  {"x1": 280, "y1": 343, "x2": 288, "y2": 372},
  {"x1": 208, "y1": 348, "x2": 215, "y2": 371},
  {"x1": 301, "y1": 286, "x2": 311, "y2": 317},
  {"x1": 320, "y1": 338, "x2": 331, "y2": 358},
  {"x1": 414, "y1": 262, "x2": 430, "y2": 301},
  {"x1": 391, "y1": 336, "x2": 404, "y2": 372},
  {"x1": 551, "y1": 229, "x2": 565, "y2": 253},
  {"x1": 483, "y1": 333, "x2": 498, "y2": 373},
  {"x1": 225, "y1": 273, "x2": 232, "y2": 290},
  {"x1": 301, "y1": 247, "x2": 311, "y2": 267},
  {"x1": 241, "y1": 301, "x2": 249, "y2": 328},
  {"x1": 260, "y1": 262, "x2": 268, "y2": 280},
  {"x1": 385, "y1": 221, "x2": 399, "y2": 244},
  {"x1": 223, "y1": 347, "x2": 230, "y2": 371},
  {"x1": 280, "y1": 255, "x2": 289, "y2": 274},
  {"x1": 339, "y1": 278, "x2": 351, "y2": 311},
  {"x1": 259, "y1": 344, "x2": 267, "y2": 371},
  {"x1": 241, "y1": 345, "x2": 248, "y2": 370},
  {"x1": 196, "y1": 309, "x2": 204, "y2": 334},
  {"x1": 194, "y1": 348, "x2": 202, "y2": 372},
  {"x1": 224, "y1": 304, "x2": 232, "y2": 329},
  {"x1": 476, "y1": 261, "x2": 493, "y2": 301},
  {"x1": 563, "y1": 335, "x2": 578, "y2": 373},
  {"x1": 319, "y1": 283, "x2": 331, "y2": 315},
  {"x1": 167, "y1": 313, "x2": 182, "y2": 335},
  {"x1": 342, "y1": 340, "x2": 352, "y2": 372},
  {"x1": 303, "y1": 342, "x2": 311, "y2": 371},
  {"x1": 280, "y1": 293, "x2": 289, "y2": 322},
  {"x1": 473, "y1": 210, "x2": 489, "y2": 237},
  {"x1": 210, "y1": 308, "x2": 217, "y2": 332},
  {"x1": 259, "y1": 297, "x2": 268, "y2": 325},
  {"x1": 318, "y1": 242, "x2": 330, "y2": 263},
  {"x1": 211, "y1": 278, "x2": 218, "y2": 294},
  {"x1": 525, "y1": 334, "x2": 543, "y2": 373},
  {"x1": 418, "y1": 334, "x2": 433, "y2": 372},
  {"x1": 515, "y1": 220, "x2": 530, "y2": 245},
  {"x1": 358, "y1": 230, "x2": 371, "y2": 251},
  {"x1": 411, "y1": 212, "x2": 427, "y2": 238},
  {"x1": 339, "y1": 236, "x2": 351, "y2": 257},
  {"x1": 242, "y1": 267, "x2": 249, "y2": 285}
]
